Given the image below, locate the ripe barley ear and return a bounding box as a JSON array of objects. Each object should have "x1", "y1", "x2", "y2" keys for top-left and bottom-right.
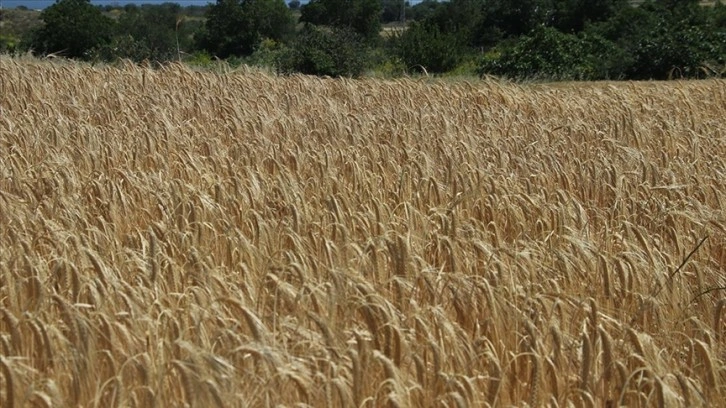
[
  {"x1": 0, "y1": 357, "x2": 13, "y2": 408},
  {"x1": 714, "y1": 299, "x2": 725, "y2": 343},
  {"x1": 694, "y1": 340, "x2": 717, "y2": 388},
  {"x1": 171, "y1": 360, "x2": 196, "y2": 406},
  {"x1": 676, "y1": 373, "x2": 691, "y2": 407},
  {"x1": 486, "y1": 353, "x2": 502, "y2": 406},
  {"x1": 626, "y1": 328, "x2": 644, "y2": 357},
  {"x1": 580, "y1": 333, "x2": 592, "y2": 393}
]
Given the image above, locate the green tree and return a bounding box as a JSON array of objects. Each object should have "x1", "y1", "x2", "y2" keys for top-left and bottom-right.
[
  {"x1": 390, "y1": 0, "x2": 488, "y2": 71},
  {"x1": 627, "y1": 24, "x2": 714, "y2": 79},
  {"x1": 427, "y1": 0, "x2": 484, "y2": 45},
  {"x1": 412, "y1": 0, "x2": 552, "y2": 49},
  {"x1": 277, "y1": 25, "x2": 367, "y2": 77},
  {"x1": 87, "y1": 4, "x2": 205, "y2": 62},
  {"x1": 588, "y1": 0, "x2": 724, "y2": 79},
  {"x1": 712, "y1": 1, "x2": 726, "y2": 29},
  {"x1": 198, "y1": 0, "x2": 247, "y2": 58},
  {"x1": 381, "y1": 0, "x2": 410, "y2": 24},
  {"x1": 395, "y1": 21, "x2": 465, "y2": 73},
  {"x1": 199, "y1": 0, "x2": 294, "y2": 58},
  {"x1": 407, "y1": 0, "x2": 444, "y2": 22},
  {"x1": 549, "y1": 0, "x2": 629, "y2": 33},
  {"x1": 478, "y1": 26, "x2": 628, "y2": 80},
  {"x1": 31, "y1": 0, "x2": 115, "y2": 59},
  {"x1": 478, "y1": 0, "x2": 549, "y2": 41},
  {"x1": 655, "y1": 0, "x2": 701, "y2": 10},
  {"x1": 300, "y1": 0, "x2": 383, "y2": 42},
  {"x1": 114, "y1": 4, "x2": 183, "y2": 61},
  {"x1": 390, "y1": 0, "x2": 492, "y2": 73},
  {"x1": 245, "y1": 0, "x2": 296, "y2": 43}
]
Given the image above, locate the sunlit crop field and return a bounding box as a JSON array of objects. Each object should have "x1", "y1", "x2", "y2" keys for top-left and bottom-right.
[{"x1": 1, "y1": 57, "x2": 726, "y2": 407}]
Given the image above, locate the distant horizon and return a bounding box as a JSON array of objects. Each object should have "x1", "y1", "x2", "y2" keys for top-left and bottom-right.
[
  {"x1": 2, "y1": 0, "x2": 216, "y2": 9},
  {"x1": 1, "y1": 0, "x2": 426, "y2": 11}
]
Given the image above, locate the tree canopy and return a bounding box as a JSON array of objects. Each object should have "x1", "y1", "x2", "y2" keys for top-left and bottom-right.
[
  {"x1": 31, "y1": 0, "x2": 114, "y2": 59},
  {"x1": 300, "y1": 0, "x2": 383, "y2": 42},
  {"x1": 198, "y1": 0, "x2": 294, "y2": 58}
]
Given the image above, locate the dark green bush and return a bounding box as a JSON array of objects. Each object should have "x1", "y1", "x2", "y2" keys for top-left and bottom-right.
[
  {"x1": 395, "y1": 21, "x2": 466, "y2": 74},
  {"x1": 300, "y1": 0, "x2": 382, "y2": 43},
  {"x1": 30, "y1": 0, "x2": 115, "y2": 59},
  {"x1": 478, "y1": 26, "x2": 627, "y2": 80},
  {"x1": 277, "y1": 25, "x2": 366, "y2": 77},
  {"x1": 0, "y1": 34, "x2": 19, "y2": 54},
  {"x1": 199, "y1": 0, "x2": 295, "y2": 59}
]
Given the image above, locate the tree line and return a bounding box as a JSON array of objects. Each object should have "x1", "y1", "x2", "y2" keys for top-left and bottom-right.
[{"x1": 1, "y1": 0, "x2": 725, "y2": 80}]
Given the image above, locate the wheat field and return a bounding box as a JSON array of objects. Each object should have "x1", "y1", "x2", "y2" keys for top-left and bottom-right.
[{"x1": 1, "y1": 56, "x2": 726, "y2": 407}]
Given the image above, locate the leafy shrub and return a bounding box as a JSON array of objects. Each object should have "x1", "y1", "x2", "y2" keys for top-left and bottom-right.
[
  {"x1": 277, "y1": 25, "x2": 366, "y2": 77},
  {"x1": 245, "y1": 38, "x2": 289, "y2": 68},
  {"x1": 478, "y1": 26, "x2": 627, "y2": 81},
  {"x1": 186, "y1": 51, "x2": 214, "y2": 67},
  {"x1": 407, "y1": 0, "x2": 444, "y2": 22},
  {"x1": 381, "y1": 0, "x2": 411, "y2": 24},
  {"x1": 199, "y1": 0, "x2": 295, "y2": 59},
  {"x1": 364, "y1": 46, "x2": 407, "y2": 77},
  {"x1": 87, "y1": 34, "x2": 153, "y2": 62},
  {"x1": 395, "y1": 21, "x2": 465, "y2": 74},
  {"x1": 0, "y1": 34, "x2": 19, "y2": 54},
  {"x1": 30, "y1": 0, "x2": 115, "y2": 59},
  {"x1": 625, "y1": 22, "x2": 720, "y2": 79},
  {"x1": 300, "y1": 0, "x2": 382, "y2": 43},
  {"x1": 110, "y1": 4, "x2": 187, "y2": 63},
  {"x1": 588, "y1": 1, "x2": 725, "y2": 79}
]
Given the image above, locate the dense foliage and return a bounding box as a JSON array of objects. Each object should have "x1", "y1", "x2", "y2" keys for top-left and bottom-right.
[
  {"x1": 6, "y1": 0, "x2": 726, "y2": 79},
  {"x1": 300, "y1": 0, "x2": 383, "y2": 42},
  {"x1": 478, "y1": 26, "x2": 630, "y2": 80},
  {"x1": 198, "y1": 0, "x2": 294, "y2": 58},
  {"x1": 30, "y1": 0, "x2": 114, "y2": 59},
  {"x1": 395, "y1": 21, "x2": 465, "y2": 73},
  {"x1": 92, "y1": 4, "x2": 201, "y2": 62},
  {"x1": 277, "y1": 25, "x2": 367, "y2": 76}
]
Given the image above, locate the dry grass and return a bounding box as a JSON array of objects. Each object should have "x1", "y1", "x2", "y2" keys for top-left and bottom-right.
[{"x1": 1, "y1": 56, "x2": 726, "y2": 407}]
